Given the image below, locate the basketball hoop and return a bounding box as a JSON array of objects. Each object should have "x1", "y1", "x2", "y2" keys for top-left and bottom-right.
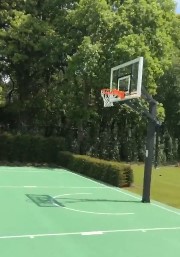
[{"x1": 101, "y1": 89, "x2": 125, "y2": 107}]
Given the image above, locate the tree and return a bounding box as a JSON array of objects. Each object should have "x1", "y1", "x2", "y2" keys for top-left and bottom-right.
[
  {"x1": 0, "y1": 0, "x2": 179, "y2": 160},
  {"x1": 61, "y1": 0, "x2": 178, "y2": 154}
]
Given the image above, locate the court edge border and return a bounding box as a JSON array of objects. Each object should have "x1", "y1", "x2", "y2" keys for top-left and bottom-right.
[{"x1": 66, "y1": 170, "x2": 180, "y2": 216}]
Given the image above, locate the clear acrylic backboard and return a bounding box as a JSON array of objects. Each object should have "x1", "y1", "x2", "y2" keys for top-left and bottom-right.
[{"x1": 110, "y1": 57, "x2": 144, "y2": 102}]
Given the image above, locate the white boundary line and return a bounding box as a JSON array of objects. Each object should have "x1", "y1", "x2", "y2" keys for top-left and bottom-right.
[
  {"x1": 151, "y1": 202, "x2": 180, "y2": 216},
  {"x1": 0, "y1": 168, "x2": 68, "y2": 173},
  {"x1": 67, "y1": 171, "x2": 180, "y2": 216},
  {"x1": 57, "y1": 206, "x2": 134, "y2": 216},
  {"x1": 1, "y1": 167, "x2": 179, "y2": 216},
  {"x1": 24, "y1": 186, "x2": 37, "y2": 188},
  {"x1": 0, "y1": 186, "x2": 107, "y2": 189},
  {"x1": 0, "y1": 170, "x2": 60, "y2": 173},
  {"x1": 0, "y1": 171, "x2": 68, "y2": 174},
  {"x1": 110, "y1": 187, "x2": 180, "y2": 216},
  {"x1": 1, "y1": 226, "x2": 180, "y2": 240},
  {"x1": 53, "y1": 193, "x2": 134, "y2": 216}
]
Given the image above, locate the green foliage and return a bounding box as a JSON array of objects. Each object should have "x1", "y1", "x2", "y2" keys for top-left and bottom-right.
[
  {"x1": 0, "y1": 0, "x2": 180, "y2": 163},
  {"x1": 58, "y1": 151, "x2": 133, "y2": 187},
  {"x1": 157, "y1": 47, "x2": 180, "y2": 141},
  {"x1": 157, "y1": 103, "x2": 165, "y2": 123},
  {"x1": 114, "y1": 0, "x2": 177, "y2": 94},
  {"x1": 0, "y1": 85, "x2": 6, "y2": 106},
  {"x1": 0, "y1": 133, "x2": 67, "y2": 163}
]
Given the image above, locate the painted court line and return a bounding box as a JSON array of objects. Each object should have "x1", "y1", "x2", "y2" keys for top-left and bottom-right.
[
  {"x1": 0, "y1": 185, "x2": 29, "y2": 188},
  {"x1": 151, "y1": 202, "x2": 180, "y2": 216},
  {"x1": 23, "y1": 186, "x2": 37, "y2": 188},
  {"x1": 53, "y1": 193, "x2": 134, "y2": 215},
  {"x1": 59, "y1": 206, "x2": 134, "y2": 216},
  {"x1": 1, "y1": 227, "x2": 180, "y2": 240},
  {"x1": 111, "y1": 188, "x2": 180, "y2": 216},
  {"x1": 0, "y1": 169, "x2": 68, "y2": 174},
  {"x1": 1, "y1": 168, "x2": 179, "y2": 216},
  {"x1": 0, "y1": 171, "x2": 54, "y2": 173},
  {"x1": 81, "y1": 231, "x2": 103, "y2": 236},
  {"x1": 68, "y1": 171, "x2": 180, "y2": 216},
  {"x1": 0, "y1": 186, "x2": 106, "y2": 189}
]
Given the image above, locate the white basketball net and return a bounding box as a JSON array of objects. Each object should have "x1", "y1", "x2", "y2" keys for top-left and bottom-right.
[
  {"x1": 101, "y1": 90, "x2": 114, "y2": 107},
  {"x1": 101, "y1": 89, "x2": 125, "y2": 107}
]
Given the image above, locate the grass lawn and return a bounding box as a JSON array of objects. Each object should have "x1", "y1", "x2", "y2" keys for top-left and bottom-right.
[{"x1": 126, "y1": 164, "x2": 180, "y2": 209}]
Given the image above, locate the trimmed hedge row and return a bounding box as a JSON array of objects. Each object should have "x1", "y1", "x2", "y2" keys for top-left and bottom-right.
[
  {"x1": 0, "y1": 134, "x2": 133, "y2": 187},
  {"x1": 0, "y1": 133, "x2": 67, "y2": 163},
  {"x1": 58, "y1": 151, "x2": 133, "y2": 187}
]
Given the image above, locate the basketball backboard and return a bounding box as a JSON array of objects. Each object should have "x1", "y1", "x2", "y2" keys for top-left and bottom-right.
[{"x1": 110, "y1": 57, "x2": 143, "y2": 102}]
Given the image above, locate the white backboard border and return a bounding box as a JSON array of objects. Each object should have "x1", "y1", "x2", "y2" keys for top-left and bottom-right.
[{"x1": 110, "y1": 57, "x2": 144, "y2": 102}]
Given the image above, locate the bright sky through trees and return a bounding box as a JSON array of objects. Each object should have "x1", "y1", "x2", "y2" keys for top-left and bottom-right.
[{"x1": 175, "y1": 0, "x2": 180, "y2": 13}]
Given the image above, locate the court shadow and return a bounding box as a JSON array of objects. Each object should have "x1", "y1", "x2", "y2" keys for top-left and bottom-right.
[
  {"x1": 26, "y1": 194, "x2": 65, "y2": 207},
  {"x1": 54, "y1": 197, "x2": 141, "y2": 204}
]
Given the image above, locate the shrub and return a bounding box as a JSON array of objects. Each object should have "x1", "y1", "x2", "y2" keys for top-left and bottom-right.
[
  {"x1": 0, "y1": 133, "x2": 67, "y2": 163},
  {"x1": 58, "y1": 151, "x2": 133, "y2": 187}
]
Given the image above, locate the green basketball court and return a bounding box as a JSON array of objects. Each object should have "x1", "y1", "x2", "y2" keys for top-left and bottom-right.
[{"x1": 0, "y1": 166, "x2": 180, "y2": 257}]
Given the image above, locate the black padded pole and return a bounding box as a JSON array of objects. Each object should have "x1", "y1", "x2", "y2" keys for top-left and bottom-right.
[{"x1": 142, "y1": 101, "x2": 157, "y2": 203}]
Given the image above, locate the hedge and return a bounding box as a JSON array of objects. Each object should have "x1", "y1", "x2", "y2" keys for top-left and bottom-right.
[
  {"x1": 58, "y1": 151, "x2": 133, "y2": 187},
  {"x1": 0, "y1": 134, "x2": 133, "y2": 187},
  {"x1": 0, "y1": 133, "x2": 67, "y2": 163}
]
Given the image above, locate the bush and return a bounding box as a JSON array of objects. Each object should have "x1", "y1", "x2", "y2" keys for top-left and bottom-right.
[
  {"x1": 0, "y1": 134, "x2": 133, "y2": 187},
  {"x1": 58, "y1": 151, "x2": 133, "y2": 187},
  {"x1": 0, "y1": 133, "x2": 67, "y2": 163}
]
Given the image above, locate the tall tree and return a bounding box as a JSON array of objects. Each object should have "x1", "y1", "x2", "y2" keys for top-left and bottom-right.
[
  {"x1": 0, "y1": 0, "x2": 179, "y2": 159},
  {"x1": 62, "y1": 0, "x2": 178, "y2": 154}
]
